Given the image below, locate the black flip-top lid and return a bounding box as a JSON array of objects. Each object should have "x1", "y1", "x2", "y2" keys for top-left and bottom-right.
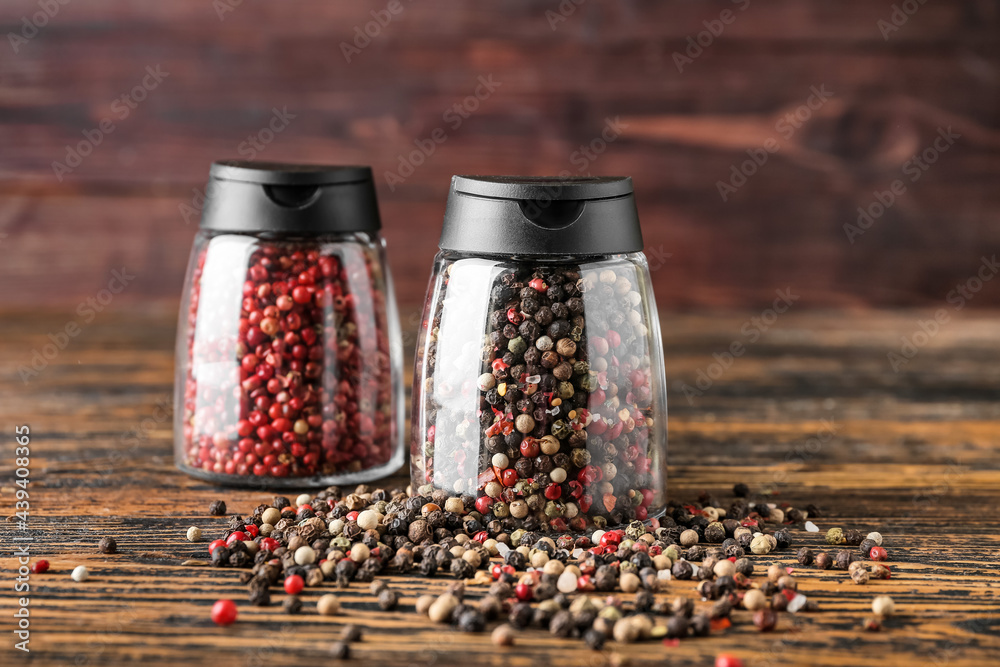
[
  {"x1": 439, "y1": 175, "x2": 643, "y2": 257},
  {"x1": 200, "y1": 160, "x2": 381, "y2": 234}
]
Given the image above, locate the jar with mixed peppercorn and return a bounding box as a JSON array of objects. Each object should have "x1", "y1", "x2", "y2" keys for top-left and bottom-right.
[
  {"x1": 411, "y1": 176, "x2": 667, "y2": 531},
  {"x1": 175, "y1": 161, "x2": 403, "y2": 486}
]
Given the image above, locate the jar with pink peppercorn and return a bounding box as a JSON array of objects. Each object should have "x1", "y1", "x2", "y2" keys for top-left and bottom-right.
[{"x1": 175, "y1": 161, "x2": 403, "y2": 486}]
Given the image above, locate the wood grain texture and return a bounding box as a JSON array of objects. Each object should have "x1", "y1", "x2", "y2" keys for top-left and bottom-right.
[
  {"x1": 0, "y1": 1, "x2": 998, "y2": 310},
  {"x1": 1, "y1": 309, "x2": 999, "y2": 666}
]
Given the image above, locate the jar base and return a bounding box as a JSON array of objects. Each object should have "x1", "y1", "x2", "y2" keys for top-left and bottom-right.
[{"x1": 175, "y1": 448, "x2": 406, "y2": 489}]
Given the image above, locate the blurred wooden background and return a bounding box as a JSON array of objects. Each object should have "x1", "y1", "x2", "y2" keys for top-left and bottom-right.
[{"x1": 1, "y1": 0, "x2": 998, "y2": 312}]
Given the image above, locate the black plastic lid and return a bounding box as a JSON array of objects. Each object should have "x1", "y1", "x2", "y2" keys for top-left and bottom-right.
[
  {"x1": 439, "y1": 176, "x2": 643, "y2": 257},
  {"x1": 200, "y1": 160, "x2": 381, "y2": 235}
]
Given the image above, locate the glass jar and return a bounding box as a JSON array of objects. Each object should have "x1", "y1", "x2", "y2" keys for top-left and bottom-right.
[
  {"x1": 175, "y1": 161, "x2": 404, "y2": 487},
  {"x1": 411, "y1": 176, "x2": 667, "y2": 532}
]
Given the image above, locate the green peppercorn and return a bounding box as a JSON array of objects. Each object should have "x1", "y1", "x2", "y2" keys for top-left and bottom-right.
[{"x1": 825, "y1": 527, "x2": 845, "y2": 545}]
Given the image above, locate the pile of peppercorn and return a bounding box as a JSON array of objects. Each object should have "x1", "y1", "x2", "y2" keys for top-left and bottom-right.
[{"x1": 193, "y1": 483, "x2": 897, "y2": 650}]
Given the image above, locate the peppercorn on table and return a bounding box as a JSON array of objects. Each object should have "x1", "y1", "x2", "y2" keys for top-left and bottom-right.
[{"x1": 3, "y1": 309, "x2": 999, "y2": 667}]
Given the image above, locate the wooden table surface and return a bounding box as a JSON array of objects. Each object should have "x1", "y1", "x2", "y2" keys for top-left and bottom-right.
[{"x1": 2, "y1": 308, "x2": 999, "y2": 666}]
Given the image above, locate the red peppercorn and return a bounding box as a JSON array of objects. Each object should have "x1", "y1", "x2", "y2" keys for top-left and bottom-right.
[
  {"x1": 514, "y1": 582, "x2": 533, "y2": 602},
  {"x1": 870, "y1": 546, "x2": 888, "y2": 561},
  {"x1": 346, "y1": 510, "x2": 359, "y2": 522},
  {"x1": 208, "y1": 539, "x2": 227, "y2": 554},
  {"x1": 501, "y1": 468, "x2": 518, "y2": 487},
  {"x1": 528, "y1": 278, "x2": 548, "y2": 293},
  {"x1": 226, "y1": 531, "x2": 248, "y2": 546},
  {"x1": 600, "y1": 530, "x2": 622, "y2": 548},
  {"x1": 519, "y1": 438, "x2": 540, "y2": 458},
  {"x1": 259, "y1": 537, "x2": 279, "y2": 552},
  {"x1": 211, "y1": 599, "x2": 238, "y2": 626},
  {"x1": 242, "y1": 524, "x2": 259, "y2": 538},
  {"x1": 475, "y1": 496, "x2": 494, "y2": 514},
  {"x1": 490, "y1": 563, "x2": 503, "y2": 580},
  {"x1": 473, "y1": 531, "x2": 489, "y2": 543},
  {"x1": 31, "y1": 560, "x2": 49, "y2": 574},
  {"x1": 544, "y1": 483, "x2": 562, "y2": 500},
  {"x1": 283, "y1": 574, "x2": 304, "y2": 595},
  {"x1": 715, "y1": 655, "x2": 745, "y2": 667}
]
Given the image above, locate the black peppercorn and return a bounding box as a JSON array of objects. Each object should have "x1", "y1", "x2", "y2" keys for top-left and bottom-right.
[
  {"x1": 283, "y1": 595, "x2": 302, "y2": 614},
  {"x1": 97, "y1": 536, "x2": 117, "y2": 554},
  {"x1": 584, "y1": 628, "x2": 606, "y2": 650},
  {"x1": 634, "y1": 589, "x2": 654, "y2": 613},
  {"x1": 329, "y1": 642, "x2": 350, "y2": 659},
  {"x1": 773, "y1": 528, "x2": 791, "y2": 550},
  {"x1": 549, "y1": 610, "x2": 574, "y2": 637},
  {"x1": 457, "y1": 609, "x2": 485, "y2": 633},
  {"x1": 814, "y1": 551, "x2": 832, "y2": 570},
  {"x1": 796, "y1": 547, "x2": 814, "y2": 566},
  {"x1": 378, "y1": 589, "x2": 400, "y2": 610},
  {"x1": 450, "y1": 558, "x2": 475, "y2": 580},
  {"x1": 509, "y1": 602, "x2": 533, "y2": 628},
  {"x1": 733, "y1": 483, "x2": 750, "y2": 497},
  {"x1": 666, "y1": 614, "x2": 689, "y2": 639},
  {"x1": 734, "y1": 557, "x2": 754, "y2": 576},
  {"x1": 671, "y1": 560, "x2": 693, "y2": 580},
  {"x1": 834, "y1": 550, "x2": 856, "y2": 570},
  {"x1": 595, "y1": 565, "x2": 618, "y2": 591},
  {"x1": 858, "y1": 538, "x2": 877, "y2": 558},
  {"x1": 771, "y1": 593, "x2": 788, "y2": 612},
  {"x1": 208, "y1": 500, "x2": 226, "y2": 516},
  {"x1": 704, "y1": 522, "x2": 726, "y2": 543},
  {"x1": 844, "y1": 529, "x2": 864, "y2": 546},
  {"x1": 341, "y1": 624, "x2": 363, "y2": 643}
]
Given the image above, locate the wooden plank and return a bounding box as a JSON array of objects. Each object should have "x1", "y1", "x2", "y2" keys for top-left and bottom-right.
[{"x1": 1, "y1": 309, "x2": 999, "y2": 665}]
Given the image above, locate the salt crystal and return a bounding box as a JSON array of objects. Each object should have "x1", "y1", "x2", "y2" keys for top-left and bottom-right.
[
  {"x1": 496, "y1": 543, "x2": 511, "y2": 557},
  {"x1": 526, "y1": 375, "x2": 541, "y2": 384},
  {"x1": 689, "y1": 563, "x2": 700, "y2": 578},
  {"x1": 804, "y1": 521, "x2": 819, "y2": 533},
  {"x1": 787, "y1": 593, "x2": 808, "y2": 613},
  {"x1": 571, "y1": 548, "x2": 583, "y2": 558},
  {"x1": 767, "y1": 503, "x2": 777, "y2": 509},
  {"x1": 657, "y1": 569, "x2": 671, "y2": 581}
]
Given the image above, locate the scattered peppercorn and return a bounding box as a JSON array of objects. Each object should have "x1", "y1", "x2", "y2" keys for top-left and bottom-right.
[
  {"x1": 209, "y1": 500, "x2": 226, "y2": 516},
  {"x1": 211, "y1": 599, "x2": 237, "y2": 626},
  {"x1": 317, "y1": 594, "x2": 340, "y2": 616},
  {"x1": 492, "y1": 623, "x2": 516, "y2": 646},
  {"x1": 378, "y1": 589, "x2": 400, "y2": 611},
  {"x1": 283, "y1": 595, "x2": 302, "y2": 614},
  {"x1": 796, "y1": 547, "x2": 814, "y2": 566},
  {"x1": 71, "y1": 565, "x2": 89, "y2": 582},
  {"x1": 753, "y1": 608, "x2": 777, "y2": 632},
  {"x1": 31, "y1": 560, "x2": 49, "y2": 574},
  {"x1": 870, "y1": 546, "x2": 888, "y2": 561},
  {"x1": 329, "y1": 642, "x2": 350, "y2": 659},
  {"x1": 98, "y1": 537, "x2": 118, "y2": 554},
  {"x1": 834, "y1": 550, "x2": 856, "y2": 570},
  {"x1": 825, "y1": 527, "x2": 845, "y2": 545},
  {"x1": 813, "y1": 551, "x2": 832, "y2": 570},
  {"x1": 872, "y1": 595, "x2": 896, "y2": 617}
]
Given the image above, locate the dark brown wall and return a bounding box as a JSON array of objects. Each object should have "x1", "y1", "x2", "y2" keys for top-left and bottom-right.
[{"x1": 1, "y1": 0, "x2": 998, "y2": 312}]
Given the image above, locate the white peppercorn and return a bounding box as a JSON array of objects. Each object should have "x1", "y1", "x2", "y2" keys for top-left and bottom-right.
[{"x1": 186, "y1": 526, "x2": 202, "y2": 542}]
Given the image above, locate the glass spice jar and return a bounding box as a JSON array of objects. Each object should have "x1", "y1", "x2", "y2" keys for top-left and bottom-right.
[
  {"x1": 411, "y1": 176, "x2": 667, "y2": 532},
  {"x1": 175, "y1": 161, "x2": 404, "y2": 487}
]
